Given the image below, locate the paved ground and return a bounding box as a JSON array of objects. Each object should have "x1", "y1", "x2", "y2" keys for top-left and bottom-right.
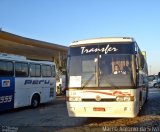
[{"x1": 0, "y1": 88, "x2": 160, "y2": 132}]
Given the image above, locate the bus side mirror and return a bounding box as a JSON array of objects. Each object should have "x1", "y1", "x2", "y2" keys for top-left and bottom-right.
[
  {"x1": 141, "y1": 57, "x2": 144, "y2": 69},
  {"x1": 136, "y1": 69, "x2": 139, "y2": 73},
  {"x1": 158, "y1": 72, "x2": 160, "y2": 78},
  {"x1": 141, "y1": 64, "x2": 144, "y2": 69}
]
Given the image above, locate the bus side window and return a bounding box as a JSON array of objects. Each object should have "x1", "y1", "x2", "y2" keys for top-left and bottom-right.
[
  {"x1": 138, "y1": 52, "x2": 144, "y2": 69},
  {"x1": 30, "y1": 64, "x2": 41, "y2": 77},
  {"x1": 15, "y1": 62, "x2": 28, "y2": 77},
  {"x1": 42, "y1": 65, "x2": 52, "y2": 77},
  {"x1": 0, "y1": 61, "x2": 14, "y2": 77}
]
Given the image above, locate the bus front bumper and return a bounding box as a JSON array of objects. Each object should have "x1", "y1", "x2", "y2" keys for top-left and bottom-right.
[{"x1": 66, "y1": 101, "x2": 138, "y2": 118}]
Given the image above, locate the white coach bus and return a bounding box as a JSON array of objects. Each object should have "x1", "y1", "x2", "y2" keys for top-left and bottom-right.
[
  {"x1": 0, "y1": 53, "x2": 56, "y2": 111},
  {"x1": 66, "y1": 37, "x2": 148, "y2": 118}
]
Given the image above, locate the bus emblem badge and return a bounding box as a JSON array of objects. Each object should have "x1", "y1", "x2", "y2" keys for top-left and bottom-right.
[
  {"x1": 2, "y1": 80, "x2": 10, "y2": 87},
  {"x1": 95, "y1": 95, "x2": 101, "y2": 101}
]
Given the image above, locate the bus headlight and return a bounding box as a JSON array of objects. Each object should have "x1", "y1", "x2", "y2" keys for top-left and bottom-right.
[
  {"x1": 116, "y1": 96, "x2": 134, "y2": 102},
  {"x1": 68, "y1": 97, "x2": 82, "y2": 102},
  {"x1": 116, "y1": 96, "x2": 124, "y2": 102},
  {"x1": 123, "y1": 96, "x2": 131, "y2": 101}
]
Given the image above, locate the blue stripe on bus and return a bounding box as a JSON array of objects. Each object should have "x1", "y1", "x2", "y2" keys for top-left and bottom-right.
[{"x1": 0, "y1": 77, "x2": 15, "y2": 111}]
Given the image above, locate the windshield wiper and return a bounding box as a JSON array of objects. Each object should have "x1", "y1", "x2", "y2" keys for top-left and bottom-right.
[{"x1": 81, "y1": 73, "x2": 95, "y2": 89}]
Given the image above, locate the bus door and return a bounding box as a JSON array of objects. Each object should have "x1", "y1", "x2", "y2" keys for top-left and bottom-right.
[{"x1": 0, "y1": 77, "x2": 15, "y2": 111}]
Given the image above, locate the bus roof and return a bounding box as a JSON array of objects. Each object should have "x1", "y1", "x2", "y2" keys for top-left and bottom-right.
[
  {"x1": 0, "y1": 52, "x2": 55, "y2": 65},
  {"x1": 70, "y1": 37, "x2": 135, "y2": 46}
]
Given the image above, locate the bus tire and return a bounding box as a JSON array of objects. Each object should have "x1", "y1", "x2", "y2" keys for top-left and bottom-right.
[
  {"x1": 145, "y1": 87, "x2": 149, "y2": 102},
  {"x1": 145, "y1": 93, "x2": 148, "y2": 102},
  {"x1": 153, "y1": 83, "x2": 157, "y2": 88},
  {"x1": 31, "y1": 94, "x2": 40, "y2": 108}
]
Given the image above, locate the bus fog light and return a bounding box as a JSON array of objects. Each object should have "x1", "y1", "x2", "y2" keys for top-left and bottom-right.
[{"x1": 124, "y1": 107, "x2": 130, "y2": 111}]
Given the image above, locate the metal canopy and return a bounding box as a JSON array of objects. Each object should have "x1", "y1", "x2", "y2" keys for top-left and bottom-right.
[{"x1": 0, "y1": 30, "x2": 68, "y2": 62}]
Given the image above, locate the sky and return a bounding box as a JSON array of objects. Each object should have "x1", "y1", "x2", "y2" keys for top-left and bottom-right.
[{"x1": 0, "y1": 0, "x2": 160, "y2": 75}]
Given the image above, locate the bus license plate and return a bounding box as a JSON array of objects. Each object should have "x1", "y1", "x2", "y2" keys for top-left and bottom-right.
[{"x1": 93, "y1": 107, "x2": 105, "y2": 111}]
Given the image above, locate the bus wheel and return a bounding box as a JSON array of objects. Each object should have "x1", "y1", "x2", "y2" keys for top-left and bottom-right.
[
  {"x1": 31, "y1": 94, "x2": 40, "y2": 108},
  {"x1": 154, "y1": 83, "x2": 157, "y2": 88},
  {"x1": 145, "y1": 87, "x2": 149, "y2": 102}
]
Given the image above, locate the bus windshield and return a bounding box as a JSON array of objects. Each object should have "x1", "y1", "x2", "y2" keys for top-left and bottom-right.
[
  {"x1": 68, "y1": 54, "x2": 134, "y2": 88},
  {"x1": 99, "y1": 54, "x2": 133, "y2": 87}
]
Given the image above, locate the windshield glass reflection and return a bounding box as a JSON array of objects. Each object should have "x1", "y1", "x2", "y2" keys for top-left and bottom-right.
[
  {"x1": 68, "y1": 54, "x2": 134, "y2": 88},
  {"x1": 99, "y1": 54, "x2": 133, "y2": 87}
]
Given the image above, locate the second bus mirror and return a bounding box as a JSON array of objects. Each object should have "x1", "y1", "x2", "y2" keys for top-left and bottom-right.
[{"x1": 158, "y1": 72, "x2": 160, "y2": 78}]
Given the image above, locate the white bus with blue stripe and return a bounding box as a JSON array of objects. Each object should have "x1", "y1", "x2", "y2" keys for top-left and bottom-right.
[{"x1": 0, "y1": 53, "x2": 56, "y2": 111}]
